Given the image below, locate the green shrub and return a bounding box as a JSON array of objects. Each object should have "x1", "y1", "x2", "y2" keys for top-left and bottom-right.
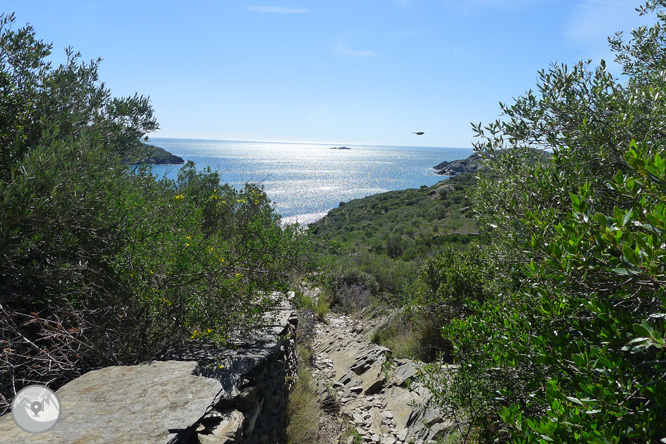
[
  {"x1": 0, "y1": 14, "x2": 309, "y2": 413},
  {"x1": 422, "y1": 3, "x2": 666, "y2": 441},
  {"x1": 371, "y1": 307, "x2": 448, "y2": 362}
]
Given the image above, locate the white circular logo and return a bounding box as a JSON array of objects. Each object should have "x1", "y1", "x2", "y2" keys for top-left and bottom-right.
[{"x1": 11, "y1": 385, "x2": 61, "y2": 434}]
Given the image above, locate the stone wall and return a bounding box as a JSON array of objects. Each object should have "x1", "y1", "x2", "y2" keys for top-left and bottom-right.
[
  {"x1": 185, "y1": 297, "x2": 299, "y2": 444},
  {"x1": 0, "y1": 294, "x2": 298, "y2": 444}
]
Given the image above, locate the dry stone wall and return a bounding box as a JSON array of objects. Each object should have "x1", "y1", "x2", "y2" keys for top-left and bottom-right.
[{"x1": 0, "y1": 294, "x2": 298, "y2": 444}]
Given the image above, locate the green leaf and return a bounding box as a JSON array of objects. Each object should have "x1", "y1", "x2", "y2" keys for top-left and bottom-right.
[
  {"x1": 622, "y1": 208, "x2": 633, "y2": 227},
  {"x1": 633, "y1": 321, "x2": 654, "y2": 338},
  {"x1": 622, "y1": 245, "x2": 639, "y2": 266},
  {"x1": 566, "y1": 396, "x2": 583, "y2": 405}
]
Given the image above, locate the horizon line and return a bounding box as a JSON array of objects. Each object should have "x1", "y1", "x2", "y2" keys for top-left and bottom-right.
[{"x1": 148, "y1": 136, "x2": 473, "y2": 150}]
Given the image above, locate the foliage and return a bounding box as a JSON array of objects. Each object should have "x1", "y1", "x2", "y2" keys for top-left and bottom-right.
[
  {"x1": 419, "y1": 244, "x2": 499, "y2": 324},
  {"x1": 423, "y1": 2, "x2": 666, "y2": 442},
  {"x1": 292, "y1": 288, "x2": 331, "y2": 322},
  {"x1": 0, "y1": 14, "x2": 157, "y2": 179},
  {"x1": 371, "y1": 306, "x2": 447, "y2": 362},
  {"x1": 312, "y1": 173, "x2": 477, "y2": 260},
  {"x1": 0, "y1": 14, "x2": 308, "y2": 412},
  {"x1": 312, "y1": 173, "x2": 478, "y2": 306},
  {"x1": 286, "y1": 343, "x2": 321, "y2": 444}
]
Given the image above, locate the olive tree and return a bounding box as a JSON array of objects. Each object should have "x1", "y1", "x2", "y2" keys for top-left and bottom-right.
[{"x1": 424, "y1": 2, "x2": 666, "y2": 442}]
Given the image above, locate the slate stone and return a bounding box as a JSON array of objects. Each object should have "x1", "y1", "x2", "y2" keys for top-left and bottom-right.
[
  {"x1": 0, "y1": 361, "x2": 222, "y2": 444},
  {"x1": 394, "y1": 361, "x2": 420, "y2": 386},
  {"x1": 198, "y1": 409, "x2": 244, "y2": 444}
]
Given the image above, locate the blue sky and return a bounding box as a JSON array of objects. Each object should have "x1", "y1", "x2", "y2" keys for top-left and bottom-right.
[{"x1": 3, "y1": 0, "x2": 654, "y2": 148}]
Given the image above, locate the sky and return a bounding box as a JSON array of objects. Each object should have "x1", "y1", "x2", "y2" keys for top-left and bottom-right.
[{"x1": 2, "y1": 0, "x2": 656, "y2": 148}]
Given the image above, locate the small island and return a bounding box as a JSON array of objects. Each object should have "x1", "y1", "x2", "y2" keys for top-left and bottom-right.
[{"x1": 330, "y1": 146, "x2": 351, "y2": 150}]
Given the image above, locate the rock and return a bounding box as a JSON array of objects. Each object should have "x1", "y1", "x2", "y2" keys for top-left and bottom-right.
[
  {"x1": 312, "y1": 312, "x2": 450, "y2": 444},
  {"x1": 433, "y1": 153, "x2": 485, "y2": 175},
  {"x1": 368, "y1": 407, "x2": 383, "y2": 435},
  {"x1": 433, "y1": 149, "x2": 550, "y2": 176},
  {"x1": 424, "y1": 408, "x2": 443, "y2": 427},
  {"x1": 360, "y1": 361, "x2": 385, "y2": 395},
  {"x1": 350, "y1": 347, "x2": 390, "y2": 375},
  {"x1": 0, "y1": 361, "x2": 222, "y2": 444},
  {"x1": 394, "y1": 360, "x2": 420, "y2": 386},
  {"x1": 198, "y1": 409, "x2": 244, "y2": 443}
]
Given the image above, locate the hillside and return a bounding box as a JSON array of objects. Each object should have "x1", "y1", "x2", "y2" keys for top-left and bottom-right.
[
  {"x1": 433, "y1": 153, "x2": 486, "y2": 175},
  {"x1": 312, "y1": 172, "x2": 477, "y2": 260},
  {"x1": 124, "y1": 143, "x2": 185, "y2": 165}
]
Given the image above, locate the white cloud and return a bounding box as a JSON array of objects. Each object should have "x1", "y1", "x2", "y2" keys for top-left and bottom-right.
[
  {"x1": 244, "y1": 6, "x2": 309, "y2": 14},
  {"x1": 564, "y1": 0, "x2": 649, "y2": 46},
  {"x1": 332, "y1": 42, "x2": 377, "y2": 57},
  {"x1": 563, "y1": 0, "x2": 655, "y2": 66}
]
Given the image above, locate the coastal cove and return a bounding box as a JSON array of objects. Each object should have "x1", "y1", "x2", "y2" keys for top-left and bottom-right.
[{"x1": 148, "y1": 138, "x2": 473, "y2": 224}]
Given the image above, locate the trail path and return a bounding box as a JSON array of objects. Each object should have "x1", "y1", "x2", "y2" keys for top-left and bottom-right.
[{"x1": 310, "y1": 310, "x2": 454, "y2": 444}]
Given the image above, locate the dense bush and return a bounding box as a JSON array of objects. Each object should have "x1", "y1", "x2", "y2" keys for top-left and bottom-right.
[
  {"x1": 423, "y1": 2, "x2": 666, "y2": 442},
  {"x1": 0, "y1": 14, "x2": 308, "y2": 412}
]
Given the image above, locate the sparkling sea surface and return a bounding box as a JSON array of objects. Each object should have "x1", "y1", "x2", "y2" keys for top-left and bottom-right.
[{"x1": 148, "y1": 139, "x2": 473, "y2": 224}]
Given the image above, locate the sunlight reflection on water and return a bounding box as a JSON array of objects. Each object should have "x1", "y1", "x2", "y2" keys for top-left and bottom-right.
[{"x1": 149, "y1": 139, "x2": 472, "y2": 224}]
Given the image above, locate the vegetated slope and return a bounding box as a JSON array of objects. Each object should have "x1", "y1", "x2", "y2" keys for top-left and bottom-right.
[
  {"x1": 312, "y1": 172, "x2": 477, "y2": 261},
  {"x1": 135, "y1": 144, "x2": 185, "y2": 164},
  {"x1": 309, "y1": 173, "x2": 478, "y2": 307}
]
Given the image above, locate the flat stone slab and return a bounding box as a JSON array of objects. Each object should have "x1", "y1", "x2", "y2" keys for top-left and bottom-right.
[{"x1": 0, "y1": 361, "x2": 223, "y2": 444}]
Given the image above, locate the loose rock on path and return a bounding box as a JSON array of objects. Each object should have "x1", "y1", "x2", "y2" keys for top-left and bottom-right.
[{"x1": 311, "y1": 310, "x2": 455, "y2": 443}]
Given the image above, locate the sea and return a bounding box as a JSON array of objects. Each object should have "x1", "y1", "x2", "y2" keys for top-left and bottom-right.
[{"x1": 148, "y1": 139, "x2": 473, "y2": 224}]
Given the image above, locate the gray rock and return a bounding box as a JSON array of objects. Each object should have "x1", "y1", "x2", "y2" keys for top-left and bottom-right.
[
  {"x1": 360, "y1": 361, "x2": 385, "y2": 395},
  {"x1": 394, "y1": 361, "x2": 420, "y2": 386},
  {"x1": 198, "y1": 409, "x2": 244, "y2": 443},
  {"x1": 0, "y1": 361, "x2": 222, "y2": 444},
  {"x1": 424, "y1": 408, "x2": 443, "y2": 427}
]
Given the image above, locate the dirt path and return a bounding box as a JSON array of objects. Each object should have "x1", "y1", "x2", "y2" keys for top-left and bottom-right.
[{"x1": 309, "y1": 310, "x2": 453, "y2": 444}]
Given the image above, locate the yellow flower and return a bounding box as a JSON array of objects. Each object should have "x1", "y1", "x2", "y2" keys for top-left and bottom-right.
[
  {"x1": 174, "y1": 194, "x2": 185, "y2": 200},
  {"x1": 186, "y1": 236, "x2": 191, "y2": 240},
  {"x1": 185, "y1": 243, "x2": 190, "y2": 247}
]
